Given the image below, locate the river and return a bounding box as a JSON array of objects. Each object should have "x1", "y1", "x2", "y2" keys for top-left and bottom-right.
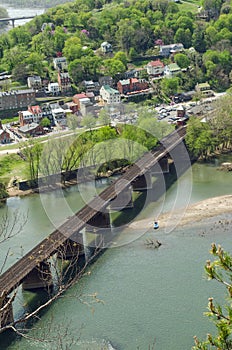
[
  {"x1": 1, "y1": 3, "x2": 45, "y2": 31},
  {"x1": 0, "y1": 154, "x2": 231, "y2": 349}
]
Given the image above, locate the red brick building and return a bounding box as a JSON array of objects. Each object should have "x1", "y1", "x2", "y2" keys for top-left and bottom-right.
[
  {"x1": 117, "y1": 78, "x2": 149, "y2": 95},
  {"x1": 0, "y1": 119, "x2": 11, "y2": 144}
]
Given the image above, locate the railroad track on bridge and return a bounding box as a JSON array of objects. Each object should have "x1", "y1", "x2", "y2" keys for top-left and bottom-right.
[{"x1": 0, "y1": 126, "x2": 187, "y2": 296}]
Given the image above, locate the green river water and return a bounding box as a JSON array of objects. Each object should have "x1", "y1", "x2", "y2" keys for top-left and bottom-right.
[{"x1": 0, "y1": 155, "x2": 231, "y2": 350}]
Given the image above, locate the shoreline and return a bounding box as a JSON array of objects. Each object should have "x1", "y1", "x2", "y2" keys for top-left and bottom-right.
[{"x1": 128, "y1": 194, "x2": 232, "y2": 230}]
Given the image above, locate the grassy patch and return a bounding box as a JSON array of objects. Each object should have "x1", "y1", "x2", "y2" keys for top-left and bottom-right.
[
  {"x1": 0, "y1": 154, "x2": 27, "y2": 185},
  {"x1": 1, "y1": 116, "x2": 19, "y2": 125},
  {"x1": 178, "y1": 0, "x2": 200, "y2": 12}
]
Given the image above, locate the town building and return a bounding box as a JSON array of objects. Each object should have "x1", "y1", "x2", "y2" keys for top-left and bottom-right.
[
  {"x1": 81, "y1": 80, "x2": 100, "y2": 94},
  {"x1": 99, "y1": 76, "x2": 113, "y2": 87},
  {"x1": 117, "y1": 78, "x2": 149, "y2": 95},
  {"x1": 19, "y1": 105, "x2": 43, "y2": 126},
  {"x1": 159, "y1": 43, "x2": 184, "y2": 57},
  {"x1": 164, "y1": 63, "x2": 181, "y2": 76},
  {"x1": 63, "y1": 102, "x2": 78, "y2": 114},
  {"x1": 100, "y1": 85, "x2": 121, "y2": 104},
  {"x1": 18, "y1": 123, "x2": 45, "y2": 137},
  {"x1": 0, "y1": 120, "x2": 11, "y2": 144},
  {"x1": 195, "y1": 82, "x2": 214, "y2": 97},
  {"x1": 146, "y1": 60, "x2": 164, "y2": 77},
  {"x1": 0, "y1": 90, "x2": 35, "y2": 110},
  {"x1": 73, "y1": 93, "x2": 88, "y2": 109},
  {"x1": 57, "y1": 71, "x2": 72, "y2": 92},
  {"x1": 53, "y1": 57, "x2": 68, "y2": 71},
  {"x1": 49, "y1": 102, "x2": 66, "y2": 127},
  {"x1": 47, "y1": 82, "x2": 60, "y2": 96},
  {"x1": 27, "y1": 76, "x2": 42, "y2": 90}
]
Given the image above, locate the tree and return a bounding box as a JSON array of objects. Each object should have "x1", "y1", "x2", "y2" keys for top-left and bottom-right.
[
  {"x1": 174, "y1": 28, "x2": 192, "y2": 49},
  {"x1": 193, "y1": 244, "x2": 232, "y2": 349},
  {"x1": 0, "y1": 183, "x2": 8, "y2": 202},
  {"x1": 185, "y1": 117, "x2": 216, "y2": 159},
  {"x1": 81, "y1": 114, "x2": 96, "y2": 131},
  {"x1": 174, "y1": 53, "x2": 190, "y2": 69},
  {"x1": 160, "y1": 77, "x2": 180, "y2": 97},
  {"x1": 103, "y1": 58, "x2": 126, "y2": 78},
  {"x1": 20, "y1": 139, "x2": 43, "y2": 182},
  {"x1": 114, "y1": 51, "x2": 128, "y2": 69},
  {"x1": 98, "y1": 108, "x2": 111, "y2": 126},
  {"x1": 40, "y1": 117, "x2": 51, "y2": 128}
]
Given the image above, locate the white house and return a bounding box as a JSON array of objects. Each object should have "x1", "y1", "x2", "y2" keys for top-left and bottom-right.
[
  {"x1": 48, "y1": 82, "x2": 60, "y2": 95},
  {"x1": 100, "y1": 85, "x2": 121, "y2": 104},
  {"x1": 146, "y1": 60, "x2": 164, "y2": 77},
  {"x1": 100, "y1": 42, "x2": 113, "y2": 54},
  {"x1": 164, "y1": 63, "x2": 181, "y2": 76},
  {"x1": 27, "y1": 76, "x2": 42, "y2": 90}
]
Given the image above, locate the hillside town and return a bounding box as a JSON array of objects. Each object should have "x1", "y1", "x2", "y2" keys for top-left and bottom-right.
[{"x1": 0, "y1": 41, "x2": 218, "y2": 143}]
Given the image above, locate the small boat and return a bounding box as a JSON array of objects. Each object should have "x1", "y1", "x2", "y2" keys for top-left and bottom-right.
[{"x1": 153, "y1": 221, "x2": 159, "y2": 229}]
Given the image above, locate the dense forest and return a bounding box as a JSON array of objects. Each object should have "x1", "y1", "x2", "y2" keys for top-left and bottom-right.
[{"x1": 1, "y1": 0, "x2": 232, "y2": 93}]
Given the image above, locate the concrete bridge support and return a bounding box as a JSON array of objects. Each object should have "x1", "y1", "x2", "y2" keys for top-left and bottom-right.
[
  {"x1": 0, "y1": 293, "x2": 14, "y2": 328},
  {"x1": 86, "y1": 210, "x2": 111, "y2": 232},
  {"x1": 57, "y1": 235, "x2": 85, "y2": 260},
  {"x1": 110, "y1": 186, "x2": 133, "y2": 211},
  {"x1": 22, "y1": 261, "x2": 53, "y2": 290},
  {"x1": 151, "y1": 157, "x2": 169, "y2": 174},
  {"x1": 132, "y1": 171, "x2": 152, "y2": 191}
]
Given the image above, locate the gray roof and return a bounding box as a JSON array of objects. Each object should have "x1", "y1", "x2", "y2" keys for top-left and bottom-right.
[{"x1": 18, "y1": 122, "x2": 39, "y2": 133}]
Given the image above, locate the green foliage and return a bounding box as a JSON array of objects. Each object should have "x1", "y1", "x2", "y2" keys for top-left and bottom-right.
[
  {"x1": 185, "y1": 117, "x2": 216, "y2": 158},
  {"x1": 160, "y1": 77, "x2": 180, "y2": 97},
  {"x1": 0, "y1": 154, "x2": 26, "y2": 185},
  {"x1": 174, "y1": 53, "x2": 191, "y2": 68},
  {"x1": 40, "y1": 117, "x2": 51, "y2": 127},
  {"x1": 21, "y1": 139, "x2": 43, "y2": 181},
  {"x1": 186, "y1": 94, "x2": 232, "y2": 157},
  {"x1": 0, "y1": 183, "x2": 8, "y2": 200},
  {"x1": 81, "y1": 114, "x2": 97, "y2": 130},
  {"x1": 193, "y1": 244, "x2": 232, "y2": 349}
]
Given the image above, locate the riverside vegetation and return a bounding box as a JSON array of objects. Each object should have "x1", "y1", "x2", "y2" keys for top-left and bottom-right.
[{"x1": 1, "y1": 0, "x2": 232, "y2": 95}]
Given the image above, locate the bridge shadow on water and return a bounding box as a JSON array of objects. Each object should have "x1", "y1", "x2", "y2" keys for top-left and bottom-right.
[{"x1": 111, "y1": 157, "x2": 195, "y2": 228}]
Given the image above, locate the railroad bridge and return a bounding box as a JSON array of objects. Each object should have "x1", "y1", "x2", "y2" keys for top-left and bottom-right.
[
  {"x1": 0, "y1": 16, "x2": 35, "y2": 28},
  {"x1": 0, "y1": 126, "x2": 189, "y2": 328}
]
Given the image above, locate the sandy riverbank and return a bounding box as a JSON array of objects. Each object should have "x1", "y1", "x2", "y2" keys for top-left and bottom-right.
[{"x1": 128, "y1": 195, "x2": 232, "y2": 230}]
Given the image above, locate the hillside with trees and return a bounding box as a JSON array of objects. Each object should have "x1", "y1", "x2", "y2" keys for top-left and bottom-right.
[{"x1": 0, "y1": 0, "x2": 232, "y2": 93}]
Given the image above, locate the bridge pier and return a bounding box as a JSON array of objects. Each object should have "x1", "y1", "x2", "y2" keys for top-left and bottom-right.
[
  {"x1": 11, "y1": 20, "x2": 15, "y2": 28},
  {"x1": 132, "y1": 171, "x2": 152, "y2": 191},
  {"x1": 57, "y1": 235, "x2": 85, "y2": 260},
  {"x1": 86, "y1": 210, "x2": 111, "y2": 233},
  {"x1": 151, "y1": 157, "x2": 169, "y2": 174},
  {"x1": 0, "y1": 293, "x2": 14, "y2": 328},
  {"x1": 22, "y1": 261, "x2": 53, "y2": 291},
  {"x1": 110, "y1": 186, "x2": 133, "y2": 210}
]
